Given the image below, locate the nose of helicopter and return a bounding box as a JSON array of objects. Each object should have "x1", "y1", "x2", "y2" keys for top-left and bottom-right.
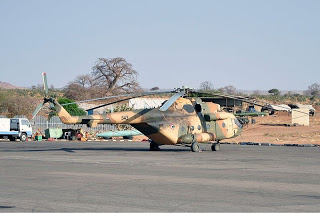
[
  {"x1": 235, "y1": 125, "x2": 242, "y2": 136},
  {"x1": 234, "y1": 118, "x2": 243, "y2": 137}
]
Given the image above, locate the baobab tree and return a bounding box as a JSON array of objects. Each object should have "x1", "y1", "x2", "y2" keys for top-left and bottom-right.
[
  {"x1": 199, "y1": 81, "x2": 214, "y2": 91},
  {"x1": 92, "y1": 57, "x2": 141, "y2": 95}
]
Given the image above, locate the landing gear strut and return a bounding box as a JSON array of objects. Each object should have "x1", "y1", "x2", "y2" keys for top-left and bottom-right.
[
  {"x1": 149, "y1": 141, "x2": 160, "y2": 151},
  {"x1": 211, "y1": 142, "x2": 220, "y2": 151}
]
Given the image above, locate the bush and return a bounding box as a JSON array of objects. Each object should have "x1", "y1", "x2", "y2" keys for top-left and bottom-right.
[{"x1": 58, "y1": 98, "x2": 86, "y2": 116}]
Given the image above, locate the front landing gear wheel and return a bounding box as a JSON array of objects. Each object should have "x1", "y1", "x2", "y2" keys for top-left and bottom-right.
[
  {"x1": 211, "y1": 143, "x2": 220, "y2": 151},
  {"x1": 191, "y1": 142, "x2": 201, "y2": 152},
  {"x1": 149, "y1": 142, "x2": 160, "y2": 151}
]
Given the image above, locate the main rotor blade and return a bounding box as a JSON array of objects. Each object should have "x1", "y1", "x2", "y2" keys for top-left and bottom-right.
[
  {"x1": 61, "y1": 91, "x2": 172, "y2": 106},
  {"x1": 32, "y1": 102, "x2": 44, "y2": 119},
  {"x1": 42, "y1": 72, "x2": 49, "y2": 97},
  {"x1": 159, "y1": 91, "x2": 185, "y2": 111},
  {"x1": 199, "y1": 92, "x2": 260, "y2": 105},
  {"x1": 198, "y1": 91, "x2": 310, "y2": 114},
  {"x1": 85, "y1": 94, "x2": 148, "y2": 111}
]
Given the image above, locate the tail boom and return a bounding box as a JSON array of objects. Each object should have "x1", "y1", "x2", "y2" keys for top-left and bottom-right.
[{"x1": 53, "y1": 99, "x2": 149, "y2": 127}]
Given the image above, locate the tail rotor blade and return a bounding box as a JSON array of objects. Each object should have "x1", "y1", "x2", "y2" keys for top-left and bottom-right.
[
  {"x1": 42, "y1": 72, "x2": 49, "y2": 97},
  {"x1": 159, "y1": 91, "x2": 185, "y2": 112},
  {"x1": 32, "y1": 102, "x2": 44, "y2": 119}
]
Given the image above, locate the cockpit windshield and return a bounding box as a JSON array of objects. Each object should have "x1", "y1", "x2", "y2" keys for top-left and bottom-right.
[{"x1": 234, "y1": 118, "x2": 243, "y2": 128}]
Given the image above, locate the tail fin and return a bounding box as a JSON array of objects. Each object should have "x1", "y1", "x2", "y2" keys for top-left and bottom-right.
[{"x1": 51, "y1": 98, "x2": 80, "y2": 124}]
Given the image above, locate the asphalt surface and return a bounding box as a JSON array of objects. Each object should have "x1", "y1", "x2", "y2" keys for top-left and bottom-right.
[{"x1": 0, "y1": 140, "x2": 319, "y2": 212}]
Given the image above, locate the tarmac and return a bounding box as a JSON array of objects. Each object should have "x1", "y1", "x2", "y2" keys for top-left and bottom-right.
[{"x1": 0, "y1": 140, "x2": 319, "y2": 212}]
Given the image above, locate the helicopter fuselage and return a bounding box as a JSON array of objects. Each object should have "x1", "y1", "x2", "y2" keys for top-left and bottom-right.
[{"x1": 54, "y1": 97, "x2": 242, "y2": 145}]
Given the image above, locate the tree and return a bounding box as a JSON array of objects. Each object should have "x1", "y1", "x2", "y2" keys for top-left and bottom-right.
[
  {"x1": 150, "y1": 87, "x2": 159, "y2": 91},
  {"x1": 306, "y1": 83, "x2": 320, "y2": 96},
  {"x1": 0, "y1": 89, "x2": 38, "y2": 118},
  {"x1": 74, "y1": 75, "x2": 90, "y2": 88},
  {"x1": 252, "y1": 90, "x2": 261, "y2": 96},
  {"x1": 63, "y1": 83, "x2": 88, "y2": 100},
  {"x1": 73, "y1": 74, "x2": 99, "y2": 89},
  {"x1": 268, "y1": 88, "x2": 280, "y2": 96},
  {"x1": 58, "y1": 98, "x2": 86, "y2": 116},
  {"x1": 64, "y1": 74, "x2": 103, "y2": 100},
  {"x1": 64, "y1": 58, "x2": 142, "y2": 100},
  {"x1": 219, "y1": 85, "x2": 237, "y2": 95},
  {"x1": 199, "y1": 81, "x2": 214, "y2": 91},
  {"x1": 92, "y1": 57, "x2": 141, "y2": 95}
]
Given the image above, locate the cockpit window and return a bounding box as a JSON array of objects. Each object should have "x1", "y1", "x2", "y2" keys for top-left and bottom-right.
[{"x1": 235, "y1": 119, "x2": 242, "y2": 128}]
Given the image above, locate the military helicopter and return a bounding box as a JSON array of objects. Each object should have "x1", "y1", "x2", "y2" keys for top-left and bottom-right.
[{"x1": 32, "y1": 73, "x2": 243, "y2": 152}]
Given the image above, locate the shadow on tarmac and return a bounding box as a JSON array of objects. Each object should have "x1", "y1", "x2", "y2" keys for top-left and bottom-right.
[
  {"x1": 0, "y1": 146, "x2": 191, "y2": 153},
  {"x1": 0, "y1": 206, "x2": 15, "y2": 209}
]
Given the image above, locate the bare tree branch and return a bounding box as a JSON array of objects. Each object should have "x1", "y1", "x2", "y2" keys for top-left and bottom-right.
[{"x1": 92, "y1": 57, "x2": 141, "y2": 94}]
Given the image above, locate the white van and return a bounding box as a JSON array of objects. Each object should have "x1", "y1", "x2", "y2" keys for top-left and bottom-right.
[{"x1": 0, "y1": 118, "x2": 32, "y2": 142}]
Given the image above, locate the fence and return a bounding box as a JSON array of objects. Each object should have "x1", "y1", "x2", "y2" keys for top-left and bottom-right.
[
  {"x1": 0, "y1": 115, "x2": 116, "y2": 134},
  {"x1": 31, "y1": 116, "x2": 116, "y2": 134}
]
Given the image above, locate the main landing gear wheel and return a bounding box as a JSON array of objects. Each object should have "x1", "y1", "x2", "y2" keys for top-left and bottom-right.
[
  {"x1": 211, "y1": 143, "x2": 220, "y2": 151},
  {"x1": 149, "y1": 142, "x2": 160, "y2": 151},
  {"x1": 191, "y1": 142, "x2": 201, "y2": 152}
]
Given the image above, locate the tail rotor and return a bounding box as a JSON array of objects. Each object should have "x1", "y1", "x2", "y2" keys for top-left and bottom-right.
[{"x1": 31, "y1": 73, "x2": 52, "y2": 119}]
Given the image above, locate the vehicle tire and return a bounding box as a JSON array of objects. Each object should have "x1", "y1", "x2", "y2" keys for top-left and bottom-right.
[
  {"x1": 8, "y1": 136, "x2": 15, "y2": 141},
  {"x1": 123, "y1": 136, "x2": 133, "y2": 140},
  {"x1": 191, "y1": 142, "x2": 200, "y2": 152},
  {"x1": 211, "y1": 143, "x2": 220, "y2": 151},
  {"x1": 20, "y1": 133, "x2": 27, "y2": 142}
]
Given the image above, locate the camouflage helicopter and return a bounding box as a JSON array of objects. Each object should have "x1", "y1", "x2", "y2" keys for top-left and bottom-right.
[{"x1": 32, "y1": 73, "x2": 243, "y2": 152}]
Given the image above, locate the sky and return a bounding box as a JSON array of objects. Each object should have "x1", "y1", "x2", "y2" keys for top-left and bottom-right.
[{"x1": 0, "y1": 0, "x2": 319, "y2": 91}]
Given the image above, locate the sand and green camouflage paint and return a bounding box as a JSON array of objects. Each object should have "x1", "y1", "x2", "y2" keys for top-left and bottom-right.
[{"x1": 52, "y1": 97, "x2": 242, "y2": 145}]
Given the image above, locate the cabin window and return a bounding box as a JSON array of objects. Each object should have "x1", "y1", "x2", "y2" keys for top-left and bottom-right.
[
  {"x1": 183, "y1": 104, "x2": 195, "y2": 113},
  {"x1": 197, "y1": 125, "x2": 201, "y2": 130},
  {"x1": 190, "y1": 126, "x2": 194, "y2": 131},
  {"x1": 222, "y1": 123, "x2": 226, "y2": 128}
]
